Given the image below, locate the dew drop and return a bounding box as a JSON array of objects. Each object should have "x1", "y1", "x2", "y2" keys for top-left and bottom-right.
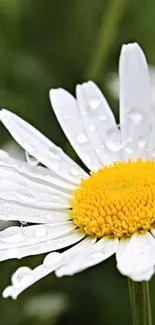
[
  {"x1": 88, "y1": 98, "x2": 100, "y2": 110},
  {"x1": 1, "y1": 226, "x2": 26, "y2": 243},
  {"x1": 25, "y1": 151, "x2": 39, "y2": 166},
  {"x1": 99, "y1": 115, "x2": 107, "y2": 121},
  {"x1": 34, "y1": 226, "x2": 48, "y2": 238},
  {"x1": 52, "y1": 194, "x2": 61, "y2": 201},
  {"x1": 105, "y1": 128, "x2": 122, "y2": 152},
  {"x1": 43, "y1": 252, "x2": 61, "y2": 266},
  {"x1": 137, "y1": 137, "x2": 147, "y2": 149},
  {"x1": 12, "y1": 267, "x2": 33, "y2": 287},
  {"x1": 123, "y1": 137, "x2": 135, "y2": 155},
  {"x1": 48, "y1": 147, "x2": 62, "y2": 160},
  {"x1": 15, "y1": 190, "x2": 34, "y2": 203},
  {"x1": 76, "y1": 133, "x2": 88, "y2": 144},
  {"x1": 126, "y1": 108, "x2": 144, "y2": 125}
]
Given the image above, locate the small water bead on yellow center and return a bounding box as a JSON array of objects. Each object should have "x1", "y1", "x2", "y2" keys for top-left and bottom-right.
[{"x1": 70, "y1": 159, "x2": 155, "y2": 238}]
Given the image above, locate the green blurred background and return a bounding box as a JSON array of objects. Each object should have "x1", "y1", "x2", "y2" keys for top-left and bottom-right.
[{"x1": 1, "y1": 0, "x2": 155, "y2": 324}]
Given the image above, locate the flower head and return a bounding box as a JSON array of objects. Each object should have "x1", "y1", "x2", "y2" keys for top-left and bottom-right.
[{"x1": 1, "y1": 42, "x2": 155, "y2": 299}]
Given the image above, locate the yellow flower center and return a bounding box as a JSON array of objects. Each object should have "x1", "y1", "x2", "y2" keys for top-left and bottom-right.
[{"x1": 70, "y1": 159, "x2": 155, "y2": 238}]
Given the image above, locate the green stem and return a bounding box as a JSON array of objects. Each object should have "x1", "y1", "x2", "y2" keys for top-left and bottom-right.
[
  {"x1": 128, "y1": 279, "x2": 152, "y2": 325},
  {"x1": 86, "y1": 0, "x2": 127, "y2": 81}
]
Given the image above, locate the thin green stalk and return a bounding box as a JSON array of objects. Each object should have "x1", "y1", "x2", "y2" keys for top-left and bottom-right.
[
  {"x1": 86, "y1": 0, "x2": 127, "y2": 81},
  {"x1": 128, "y1": 279, "x2": 152, "y2": 325}
]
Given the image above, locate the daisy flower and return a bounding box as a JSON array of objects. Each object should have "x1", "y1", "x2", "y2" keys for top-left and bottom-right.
[{"x1": 1, "y1": 42, "x2": 155, "y2": 300}]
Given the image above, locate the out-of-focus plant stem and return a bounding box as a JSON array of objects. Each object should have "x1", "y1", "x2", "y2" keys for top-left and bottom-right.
[
  {"x1": 86, "y1": 0, "x2": 127, "y2": 81},
  {"x1": 128, "y1": 279, "x2": 152, "y2": 325}
]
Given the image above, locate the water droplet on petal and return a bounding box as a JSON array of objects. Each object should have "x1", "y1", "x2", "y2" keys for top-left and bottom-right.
[
  {"x1": 15, "y1": 190, "x2": 34, "y2": 203},
  {"x1": 126, "y1": 108, "x2": 144, "y2": 125},
  {"x1": 99, "y1": 115, "x2": 107, "y2": 121},
  {"x1": 105, "y1": 128, "x2": 122, "y2": 152},
  {"x1": 43, "y1": 252, "x2": 61, "y2": 266},
  {"x1": 48, "y1": 147, "x2": 62, "y2": 160},
  {"x1": 137, "y1": 137, "x2": 147, "y2": 149},
  {"x1": 52, "y1": 194, "x2": 61, "y2": 201},
  {"x1": 88, "y1": 98, "x2": 100, "y2": 110},
  {"x1": 123, "y1": 137, "x2": 135, "y2": 155},
  {"x1": 1, "y1": 227, "x2": 26, "y2": 243},
  {"x1": 34, "y1": 226, "x2": 48, "y2": 238},
  {"x1": 76, "y1": 133, "x2": 88, "y2": 144},
  {"x1": 25, "y1": 151, "x2": 39, "y2": 166},
  {"x1": 12, "y1": 267, "x2": 33, "y2": 287}
]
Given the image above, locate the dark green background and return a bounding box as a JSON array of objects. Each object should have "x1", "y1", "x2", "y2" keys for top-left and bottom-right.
[{"x1": 0, "y1": 0, "x2": 155, "y2": 324}]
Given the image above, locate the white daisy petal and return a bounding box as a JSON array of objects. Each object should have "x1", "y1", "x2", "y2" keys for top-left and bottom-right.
[
  {"x1": 147, "y1": 114, "x2": 155, "y2": 159},
  {"x1": 0, "y1": 229, "x2": 85, "y2": 261},
  {"x1": 129, "y1": 267, "x2": 155, "y2": 282},
  {"x1": 56, "y1": 237, "x2": 96, "y2": 277},
  {"x1": 76, "y1": 82, "x2": 122, "y2": 164},
  {"x1": 116, "y1": 232, "x2": 155, "y2": 277},
  {"x1": 0, "y1": 222, "x2": 75, "y2": 250},
  {"x1": 0, "y1": 109, "x2": 87, "y2": 184},
  {"x1": 50, "y1": 88, "x2": 102, "y2": 170},
  {"x1": 0, "y1": 166, "x2": 71, "y2": 209},
  {"x1": 56, "y1": 236, "x2": 118, "y2": 276},
  {"x1": 0, "y1": 198, "x2": 70, "y2": 224},
  {"x1": 119, "y1": 43, "x2": 152, "y2": 160},
  {"x1": 0, "y1": 154, "x2": 76, "y2": 193},
  {"x1": 3, "y1": 252, "x2": 62, "y2": 299}
]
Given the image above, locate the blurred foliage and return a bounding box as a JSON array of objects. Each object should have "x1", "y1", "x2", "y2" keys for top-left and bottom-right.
[{"x1": 1, "y1": 0, "x2": 155, "y2": 324}]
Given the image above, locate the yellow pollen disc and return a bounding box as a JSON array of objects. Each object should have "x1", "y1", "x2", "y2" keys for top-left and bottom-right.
[{"x1": 70, "y1": 159, "x2": 155, "y2": 238}]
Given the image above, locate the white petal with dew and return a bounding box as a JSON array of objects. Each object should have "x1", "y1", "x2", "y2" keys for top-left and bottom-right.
[
  {"x1": 56, "y1": 237, "x2": 96, "y2": 276},
  {"x1": 0, "y1": 109, "x2": 87, "y2": 184},
  {"x1": 0, "y1": 198, "x2": 70, "y2": 223},
  {"x1": 0, "y1": 154, "x2": 76, "y2": 193},
  {"x1": 116, "y1": 232, "x2": 155, "y2": 278},
  {"x1": 119, "y1": 43, "x2": 152, "y2": 160},
  {"x1": 50, "y1": 88, "x2": 102, "y2": 170},
  {"x1": 0, "y1": 166, "x2": 71, "y2": 209},
  {"x1": 3, "y1": 252, "x2": 62, "y2": 299},
  {"x1": 0, "y1": 222, "x2": 75, "y2": 249},
  {"x1": 56, "y1": 236, "x2": 118, "y2": 276},
  {"x1": 76, "y1": 82, "x2": 122, "y2": 165},
  {"x1": 0, "y1": 229, "x2": 85, "y2": 260}
]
